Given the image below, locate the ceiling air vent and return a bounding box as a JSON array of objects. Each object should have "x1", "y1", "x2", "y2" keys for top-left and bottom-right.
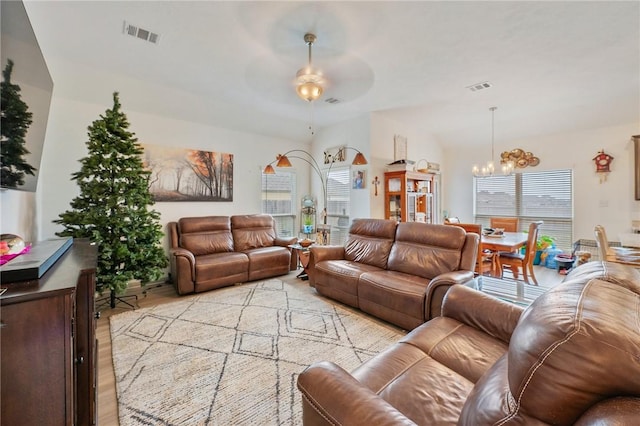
[
  {"x1": 325, "y1": 97, "x2": 341, "y2": 104},
  {"x1": 123, "y1": 21, "x2": 160, "y2": 45},
  {"x1": 466, "y1": 81, "x2": 492, "y2": 92}
]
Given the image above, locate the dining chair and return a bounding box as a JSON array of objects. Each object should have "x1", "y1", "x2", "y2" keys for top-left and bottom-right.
[
  {"x1": 444, "y1": 222, "x2": 494, "y2": 276},
  {"x1": 490, "y1": 217, "x2": 519, "y2": 232},
  {"x1": 594, "y1": 225, "x2": 640, "y2": 263},
  {"x1": 497, "y1": 221, "x2": 543, "y2": 285},
  {"x1": 594, "y1": 225, "x2": 611, "y2": 260}
]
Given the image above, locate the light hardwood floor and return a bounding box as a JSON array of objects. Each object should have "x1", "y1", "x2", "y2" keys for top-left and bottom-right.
[
  {"x1": 97, "y1": 281, "x2": 180, "y2": 425},
  {"x1": 96, "y1": 266, "x2": 564, "y2": 424}
]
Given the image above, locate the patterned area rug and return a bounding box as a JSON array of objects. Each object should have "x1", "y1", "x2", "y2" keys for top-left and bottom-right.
[{"x1": 110, "y1": 279, "x2": 404, "y2": 425}]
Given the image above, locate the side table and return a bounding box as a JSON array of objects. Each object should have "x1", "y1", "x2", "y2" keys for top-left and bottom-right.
[{"x1": 288, "y1": 243, "x2": 312, "y2": 280}]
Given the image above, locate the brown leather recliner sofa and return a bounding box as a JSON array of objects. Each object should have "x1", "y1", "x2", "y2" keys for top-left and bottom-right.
[
  {"x1": 168, "y1": 214, "x2": 297, "y2": 295},
  {"x1": 297, "y1": 261, "x2": 640, "y2": 425},
  {"x1": 307, "y1": 218, "x2": 479, "y2": 330}
]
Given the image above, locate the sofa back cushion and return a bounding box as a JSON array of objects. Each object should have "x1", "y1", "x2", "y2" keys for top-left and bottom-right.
[
  {"x1": 231, "y1": 214, "x2": 276, "y2": 252},
  {"x1": 178, "y1": 216, "x2": 233, "y2": 255},
  {"x1": 343, "y1": 219, "x2": 397, "y2": 269},
  {"x1": 388, "y1": 223, "x2": 466, "y2": 279},
  {"x1": 459, "y1": 261, "x2": 640, "y2": 424}
]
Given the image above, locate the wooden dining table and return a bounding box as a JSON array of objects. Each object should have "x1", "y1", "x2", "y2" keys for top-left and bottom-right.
[
  {"x1": 605, "y1": 247, "x2": 640, "y2": 268},
  {"x1": 480, "y1": 231, "x2": 530, "y2": 277},
  {"x1": 481, "y1": 231, "x2": 529, "y2": 252}
]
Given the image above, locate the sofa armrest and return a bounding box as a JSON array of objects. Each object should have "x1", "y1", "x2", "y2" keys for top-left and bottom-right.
[
  {"x1": 170, "y1": 247, "x2": 196, "y2": 295},
  {"x1": 275, "y1": 236, "x2": 297, "y2": 247},
  {"x1": 307, "y1": 245, "x2": 346, "y2": 286},
  {"x1": 309, "y1": 245, "x2": 346, "y2": 263},
  {"x1": 275, "y1": 237, "x2": 298, "y2": 271},
  {"x1": 575, "y1": 397, "x2": 640, "y2": 425},
  {"x1": 297, "y1": 361, "x2": 417, "y2": 426},
  {"x1": 424, "y1": 270, "x2": 475, "y2": 320},
  {"x1": 442, "y1": 284, "x2": 524, "y2": 344}
]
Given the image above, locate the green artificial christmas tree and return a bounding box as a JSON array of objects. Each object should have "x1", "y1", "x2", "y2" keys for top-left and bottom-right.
[
  {"x1": 1, "y1": 59, "x2": 35, "y2": 188},
  {"x1": 54, "y1": 92, "x2": 167, "y2": 307}
]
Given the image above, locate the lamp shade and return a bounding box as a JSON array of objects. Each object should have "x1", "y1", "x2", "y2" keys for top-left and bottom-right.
[
  {"x1": 276, "y1": 154, "x2": 293, "y2": 168},
  {"x1": 263, "y1": 164, "x2": 275, "y2": 174},
  {"x1": 352, "y1": 152, "x2": 368, "y2": 165}
]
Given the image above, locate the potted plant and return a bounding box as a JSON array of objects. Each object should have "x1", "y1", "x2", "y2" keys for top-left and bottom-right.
[
  {"x1": 534, "y1": 235, "x2": 556, "y2": 265},
  {"x1": 302, "y1": 215, "x2": 314, "y2": 235}
]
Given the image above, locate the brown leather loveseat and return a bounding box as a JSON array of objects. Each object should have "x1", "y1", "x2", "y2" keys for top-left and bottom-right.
[
  {"x1": 297, "y1": 261, "x2": 640, "y2": 425},
  {"x1": 168, "y1": 214, "x2": 296, "y2": 295},
  {"x1": 307, "y1": 219, "x2": 478, "y2": 330}
]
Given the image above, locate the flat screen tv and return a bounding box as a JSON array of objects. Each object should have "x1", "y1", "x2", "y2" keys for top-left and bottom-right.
[{"x1": 1, "y1": 0, "x2": 53, "y2": 192}]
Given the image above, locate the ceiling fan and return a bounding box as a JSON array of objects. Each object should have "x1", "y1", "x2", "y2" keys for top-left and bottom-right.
[
  {"x1": 295, "y1": 33, "x2": 325, "y2": 102},
  {"x1": 244, "y1": 30, "x2": 374, "y2": 107}
]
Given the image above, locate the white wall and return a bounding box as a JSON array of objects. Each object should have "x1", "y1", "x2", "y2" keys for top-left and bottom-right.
[
  {"x1": 37, "y1": 95, "x2": 307, "y2": 254},
  {"x1": 443, "y1": 122, "x2": 640, "y2": 243},
  {"x1": 370, "y1": 112, "x2": 445, "y2": 221}
]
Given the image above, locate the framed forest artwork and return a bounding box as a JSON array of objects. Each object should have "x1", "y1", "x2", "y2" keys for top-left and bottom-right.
[{"x1": 141, "y1": 144, "x2": 233, "y2": 202}]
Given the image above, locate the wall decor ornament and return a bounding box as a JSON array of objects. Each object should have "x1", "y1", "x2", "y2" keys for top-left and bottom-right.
[
  {"x1": 593, "y1": 149, "x2": 613, "y2": 183},
  {"x1": 394, "y1": 134, "x2": 408, "y2": 162},
  {"x1": 372, "y1": 176, "x2": 380, "y2": 196},
  {"x1": 323, "y1": 146, "x2": 346, "y2": 164},
  {"x1": 352, "y1": 169, "x2": 366, "y2": 189},
  {"x1": 142, "y1": 144, "x2": 233, "y2": 202},
  {"x1": 500, "y1": 148, "x2": 540, "y2": 169}
]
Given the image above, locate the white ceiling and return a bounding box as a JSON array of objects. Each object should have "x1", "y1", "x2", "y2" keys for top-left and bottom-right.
[{"x1": 23, "y1": 1, "x2": 640, "y2": 147}]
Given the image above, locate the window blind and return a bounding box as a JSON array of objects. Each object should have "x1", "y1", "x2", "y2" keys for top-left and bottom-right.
[
  {"x1": 261, "y1": 171, "x2": 296, "y2": 237},
  {"x1": 326, "y1": 167, "x2": 350, "y2": 217},
  {"x1": 326, "y1": 166, "x2": 351, "y2": 245},
  {"x1": 474, "y1": 169, "x2": 573, "y2": 251}
]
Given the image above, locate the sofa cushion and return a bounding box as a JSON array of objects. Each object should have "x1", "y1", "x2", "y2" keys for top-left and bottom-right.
[
  {"x1": 358, "y1": 270, "x2": 428, "y2": 331},
  {"x1": 231, "y1": 214, "x2": 277, "y2": 252},
  {"x1": 193, "y1": 251, "x2": 249, "y2": 291},
  {"x1": 314, "y1": 260, "x2": 383, "y2": 308},
  {"x1": 343, "y1": 219, "x2": 397, "y2": 269},
  {"x1": 244, "y1": 246, "x2": 291, "y2": 281},
  {"x1": 179, "y1": 216, "x2": 233, "y2": 255},
  {"x1": 388, "y1": 222, "x2": 466, "y2": 279},
  {"x1": 351, "y1": 318, "x2": 480, "y2": 424}
]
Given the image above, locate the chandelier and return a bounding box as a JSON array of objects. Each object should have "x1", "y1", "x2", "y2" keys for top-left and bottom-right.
[
  {"x1": 295, "y1": 33, "x2": 324, "y2": 102},
  {"x1": 472, "y1": 107, "x2": 514, "y2": 177}
]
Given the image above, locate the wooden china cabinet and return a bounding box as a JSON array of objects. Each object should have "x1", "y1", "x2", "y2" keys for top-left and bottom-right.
[
  {"x1": 384, "y1": 170, "x2": 437, "y2": 223},
  {"x1": 0, "y1": 239, "x2": 98, "y2": 425}
]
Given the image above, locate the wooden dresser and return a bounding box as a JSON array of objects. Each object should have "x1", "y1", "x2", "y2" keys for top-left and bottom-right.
[{"x1": 1, "y1": 239, "x2": 98, "y2": 425}]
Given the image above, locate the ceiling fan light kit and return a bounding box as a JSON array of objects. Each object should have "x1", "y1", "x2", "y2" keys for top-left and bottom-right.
[{"x1": 295, "y1": 33, "x2": 324, "y2": 102}]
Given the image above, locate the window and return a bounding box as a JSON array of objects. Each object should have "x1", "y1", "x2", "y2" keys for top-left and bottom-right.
[
  {"x1": 261, "y1": 171, "x2": 296, "y2": 237},
  {"x1": 474, "y1": 169, "x2": 573, "y2": 250},
  {"x1": 325, "y1": 166, "x2": 351, "y2": 245}
]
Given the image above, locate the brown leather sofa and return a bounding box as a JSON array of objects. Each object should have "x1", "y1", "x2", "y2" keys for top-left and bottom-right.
[
  {"x1": 168, "y1": 214, "x2": 296, "y2": 295},
  {"x1": 307, "y1": 219, "x2": 478, "y2": 330},
  {"x1": 297, "y1": 261, "x2": 640, "y2": 425}
]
